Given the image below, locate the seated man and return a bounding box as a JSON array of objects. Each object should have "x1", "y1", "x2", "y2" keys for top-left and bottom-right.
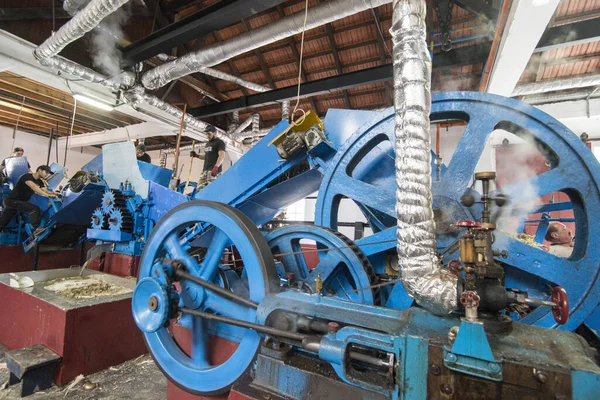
[
  {"x1": 0, "y1": 165, "x2": 57, "y2": 236},
  {"x1": 0, "y1": 147, "x2": 31, "y2": 172},
  {"x1": 545, "y1": 222, "x2": 574, "y2": 257}
]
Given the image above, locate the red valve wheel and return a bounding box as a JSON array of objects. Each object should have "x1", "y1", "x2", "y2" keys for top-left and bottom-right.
[
  {"x1": 552, "y1": 286, "x2": 569, "y2": 325},
  {"x1": 448, "y1": 260, "x2": 461, "y2": 276},
  {"x1": 453, "y1": 220, "x2": 481, "y2": 228}
]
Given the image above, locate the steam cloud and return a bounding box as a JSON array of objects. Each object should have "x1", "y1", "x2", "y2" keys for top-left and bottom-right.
[{"x1": 89, "y1": 7, "x2": 129, "y2": 78}]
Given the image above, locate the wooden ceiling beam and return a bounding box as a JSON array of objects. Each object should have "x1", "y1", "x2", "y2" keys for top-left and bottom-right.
[
  {"x1": 0, "y1": 75, "x2": 140, "y2": 126},
  {"x1": 0, "y1": 93, "x2": 108, "y2": 132},
  {"x1": 0, "y1": 80, "x2": 126, "y2": 129},
  {"x1": 0, "y1": 104, "x2": 88, "y2": 135}
]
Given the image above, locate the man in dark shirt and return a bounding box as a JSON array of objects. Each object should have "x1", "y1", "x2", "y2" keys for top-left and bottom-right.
[
  {"x1": 190, "y1": 125, "x2": 226, "y2": 176},
  {"x1": 0, "y1": 147, "x2": 31, "y2": 172},
  {"x1": 136, "y1": 144, "x2": 152, "y2": 163},
  {"x1": 0, "y1": 165, "x2": 57, "y2": 236}
]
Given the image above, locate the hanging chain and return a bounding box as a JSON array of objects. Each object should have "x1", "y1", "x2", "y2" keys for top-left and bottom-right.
[{"x1": 434, "y1": 0, "x2": 454, "y2": 52}]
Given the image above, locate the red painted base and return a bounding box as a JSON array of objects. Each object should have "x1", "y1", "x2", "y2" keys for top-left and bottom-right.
[
  {"x1": 166, "y1": 324, "x2": 253, "y2": 400},
  {"x1": 0, "y1": 245, "x2": 85, "y2": 274},
  {"x1": 86, "y1": 252, "x2": 141, "y2": 277},
  {"x1": 0, "y1": 283, "x2": 147, "y2": 385}
]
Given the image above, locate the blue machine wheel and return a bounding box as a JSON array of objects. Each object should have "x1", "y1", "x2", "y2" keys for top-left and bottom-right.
[
  {"x1": 132, "y1": 277, "x2": 171, "y2": 333},
  {"x1": 315, "y1": 92, "x2": 600, "y2": 330},
  {"x1": 90, "y1": 208, "x2": 104, "y2": 230},
  {"x1": 265, "y1": 225, "x2": 377, "y2": 304},
  {"x1": 137, "y1": 200, "x2": 279, "y2": 395},
  {"x1": 101, "y1": 190, "x2": 116, "y2": 214}
]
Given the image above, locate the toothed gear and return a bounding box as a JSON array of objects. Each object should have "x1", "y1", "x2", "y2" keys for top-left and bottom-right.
[
  {"x1": 108, "y1": 209, "x2": 123, "y2": 231},
  {"x1": 101, "y1": 190, "x2": 116, "y2": 214},
  {"x1": 91, "y1": 208, "x2": 104, "y2": 230},
  {"x1": 108, "y1": 207, "x2": 134, "y2": 233}
]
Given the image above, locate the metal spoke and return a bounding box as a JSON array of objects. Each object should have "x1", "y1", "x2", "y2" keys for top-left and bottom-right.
[
  {"x1": 440, "y1": 116, "x2": 497, "y2": 199},
  {"x1": 336, "y1": 174, "x2": 395, "y2": 216},
  {"x1": 199, "y1": 228, "x2": 230, "y2": 281},
  {"x1": 204, "y1": 291, "x2": 256, "y2": 322},
  {"x1": 497, "y1": 168, "x2": 570, "y2": 206},
  {"x1": 306, "y1": 251, "x2": 343, "y2": 291},
  {"x1": 190, "y1": 316, "x2": 209, "y2": 367},
  {"x1": 495, "y1": 232, "x2": 571, "y2": 287}
]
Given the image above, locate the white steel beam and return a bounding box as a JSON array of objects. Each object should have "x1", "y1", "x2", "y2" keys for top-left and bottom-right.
[{"x1": 485, "y1": 0, "x2": 560, "y2": 96}]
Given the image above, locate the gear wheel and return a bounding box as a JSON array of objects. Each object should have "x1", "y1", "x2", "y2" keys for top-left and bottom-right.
[
  {"x1": 265, "y1": 225, "x2": 379, "y2": 305},
  {"x1": 101, "y1": 189, "x2": 127, "y2": 214},
  {"x1": 91, "y1": 208, "x2": 105, "y2": 230},
  {"x1": 108, "y1": 208, "x2": 134, "y2": 232}
]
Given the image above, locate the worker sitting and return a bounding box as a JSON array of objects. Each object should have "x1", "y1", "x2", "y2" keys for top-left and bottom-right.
[
  {"x1": 0, "y1": 165, "x2": 57, "y2": 237},
  {"x1": 545, "y1": 222, "x2": 574, "y2": 258},
  {"x1": 136, "y1": 144, "x2": 152, "y2": 163}
]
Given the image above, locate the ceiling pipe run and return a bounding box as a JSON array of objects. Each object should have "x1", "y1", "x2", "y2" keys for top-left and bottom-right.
[
  {"x1": 392, "y1": 0, "x2": 458, "y2": 315},
  {"x1": 512, "y1": 74, "x2": 600, "y2": 97},
  {"x1": 141, "y1": 0, "x2": 393, "y2": 91},
  {"x1": 34, "y1": 0, "x2": 131, "y2": 60},
  {"x1": 32, "y1": 0, "x2": 241, "y2": 149}
]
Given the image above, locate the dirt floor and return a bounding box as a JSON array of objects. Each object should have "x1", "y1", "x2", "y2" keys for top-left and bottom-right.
[{"x1": 0, "y1": 346, "x2": 166, "y2": 400}]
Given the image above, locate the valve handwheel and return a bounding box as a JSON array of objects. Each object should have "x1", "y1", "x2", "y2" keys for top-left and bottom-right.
[{"x1": 552, "y1": 286, "x2": 569, "y2": 325}]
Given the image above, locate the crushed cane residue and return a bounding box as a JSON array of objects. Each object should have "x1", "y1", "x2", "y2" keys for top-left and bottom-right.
[{"x1": 43, "y1": 276, "x2": 132, "y2": 300}]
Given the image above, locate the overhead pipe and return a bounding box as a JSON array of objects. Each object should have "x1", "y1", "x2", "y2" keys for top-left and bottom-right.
[
  {"x1": 34, "y1": 0, "x2": 131, "y2": 61},
  {"x1": 522, "y1": 89, "x2": 600, "y2": 105},
  {"x1": 230, "y1": 114, "x2": 259, "y2": 138},
  {"x1": 33, "y1": 0, "x2": 240, "y2": 150},
  {"x1": 282, "y1": 100, "x2": 290, "y2": 122},
  {"x1": 141, "y1": 0, "x2": 393, "y2": 91},
  {"x1": 392, "y1": 0, "x2": 457, "y2": 315},
  {"x1": 512, "y1": 74, "x2": 600, "y2": 97}
]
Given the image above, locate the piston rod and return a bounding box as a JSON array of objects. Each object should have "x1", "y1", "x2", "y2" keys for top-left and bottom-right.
[
  {"x1": 174, "y1": 268, "x2": 259, "y2": 310},
  {"x1": 180, "y1": 307, "x2": 307, "y2": 341}
]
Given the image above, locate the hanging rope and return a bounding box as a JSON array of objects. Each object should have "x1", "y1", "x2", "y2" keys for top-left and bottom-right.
[
  {"x1": 63, "y1": 98, "x2": 78, "y2": 168},
  {"x1": 290, "y1": 0, "x2": 310, "y2": 127},
  {"x1": 9, "y1": 96, "x2": 26, "y2": 156}
]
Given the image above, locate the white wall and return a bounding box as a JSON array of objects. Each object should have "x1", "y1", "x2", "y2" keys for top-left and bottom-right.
[{"x1": 0, "y1": 126, "x2": 101, "y2": 185}]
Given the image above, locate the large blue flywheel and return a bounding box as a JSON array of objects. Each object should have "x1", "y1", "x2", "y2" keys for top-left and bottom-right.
[
  {"x1": 133, "y1": 200, "x2": 279, "y2": 395},
  {"x1": 314, "y1": 92, "x2": 600, "y2": 330}
]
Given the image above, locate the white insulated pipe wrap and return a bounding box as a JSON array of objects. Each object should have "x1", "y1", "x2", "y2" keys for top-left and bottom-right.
[
  {"x1": 35, "y1": 0, "x2": 130, "y2": 60},
  {"x1": 392, "y1": 0, "x2": 457, "y2": 315},
  {"x1": 141, "y1": 0, "x2": 393, "y2": 90}
]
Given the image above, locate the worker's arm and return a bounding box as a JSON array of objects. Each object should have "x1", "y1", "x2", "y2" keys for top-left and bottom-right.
[
  {"x1": 215, "y1": 150, "x2": 225, "y2": 168},
  {"x1": 25, "y1": 181, "x2": 57, "y2": 198}
]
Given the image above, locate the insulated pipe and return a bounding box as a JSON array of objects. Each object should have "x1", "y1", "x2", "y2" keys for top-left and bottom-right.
[
  {"x1": 230, "y1": 114, "x2": 258, "y2": 138},
  {"x1": 282, "y1": 100, "x2": 290, "y2": 122},
  {"x1": 62, "y1": 0, "x2": 270, "y2": 95},
  {"x1": 62, "y1": 0, "x2": 267, "y2": 96},
  {"x1": 142, "y1": 0, "x2": 393, "y2": 90},
  {"x1": 199, "y1": 68, "x2": 270, "y2": 93},
  {"x1": 392, "y1": 0, "x2": 457, "y2": 315},
  {"x1": 512, "y1": 74, "x2": 600, "y2": 97},
  {"x1": 34, "y1": 0, "x2": 131, "y2": 60}
]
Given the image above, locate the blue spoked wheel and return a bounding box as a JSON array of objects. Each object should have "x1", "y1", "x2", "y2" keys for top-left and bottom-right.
[
  {"x1": 265, "y1": 225, "x2": 377, "y2": 304},
  {"x1": 136, "y1": 200, "x2": 279, "y2": 395},
  {"x1": 315, "y1": 92, "x2": 600, "y2": 330}
]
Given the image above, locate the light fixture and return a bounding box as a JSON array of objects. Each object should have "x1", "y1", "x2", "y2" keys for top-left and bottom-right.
[{"x1": 73, "y1": 94, "x2": 114, "y2": 111}]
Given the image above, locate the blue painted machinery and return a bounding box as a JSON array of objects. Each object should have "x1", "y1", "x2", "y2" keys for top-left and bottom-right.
[
  {"x1": 130, "y1": 92, "x2": 600, "y2": 398},
  {"x1": 0, "y1": 157, "x2": 106, "y2": 253},
  {"x1": 84, "y1": 149, "x2": 187, "y2": 257}
]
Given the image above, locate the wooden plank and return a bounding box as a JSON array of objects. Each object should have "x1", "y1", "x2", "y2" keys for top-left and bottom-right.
[
  {"x1": 0, "y1": 73, "x2": 141, "y2": 126},
  {"x1": 0, "y1": 94, "x2": 107, "y2": 132},
  {"x1": 0, "y1": 79, "x2": 125, "y2": 129},
  {"x1": 0, "y1": 116, "x2": 59, "y2": 135},
  {"x1": 0, "y1": 103, "x2": 88, "y2": 135}
]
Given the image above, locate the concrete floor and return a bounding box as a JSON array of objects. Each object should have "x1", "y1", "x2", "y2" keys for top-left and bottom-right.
[{"x1": 0, "y1": 346, "x2": 166, "y2": 400}]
